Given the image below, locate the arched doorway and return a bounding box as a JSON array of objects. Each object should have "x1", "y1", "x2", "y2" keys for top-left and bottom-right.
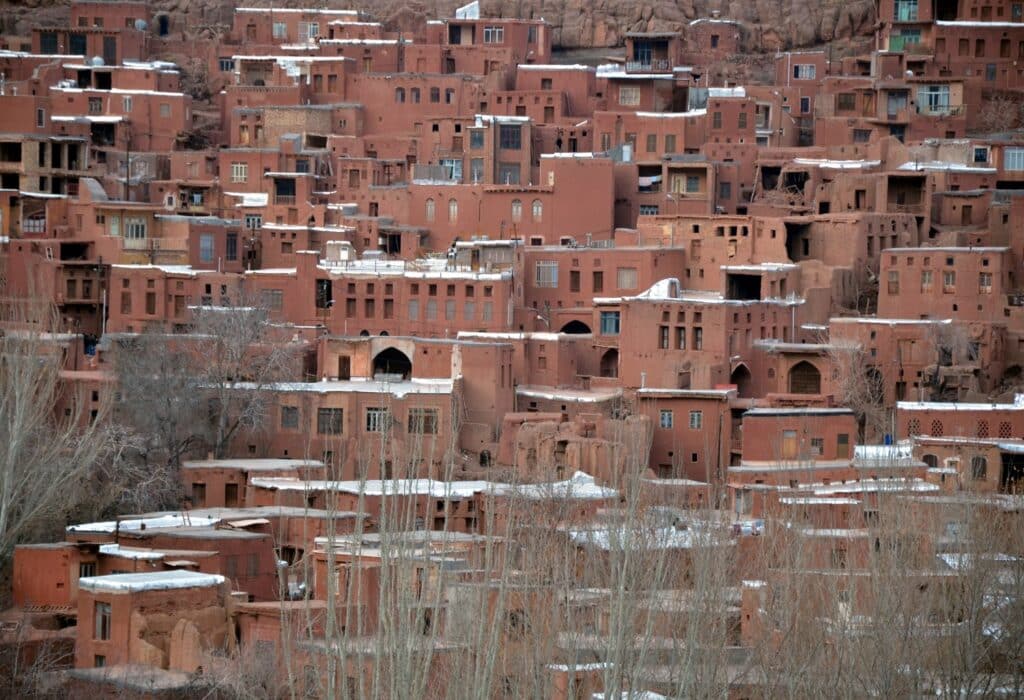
[
  {"x1": 788, "y1": 360, "x2": 821, "y2": 394},
  {"x1": 372, "y1": 347, "x2": 412, "y2": 379},
  {"x1": 560, "y1": 320, "x2": 592, "y2": 334},
  {"x1": 599, "y1": 349, "x2": 618, "y2": 378},
  {"x1": 730, "y1": 364, "x2": 753, "y2": 398}
]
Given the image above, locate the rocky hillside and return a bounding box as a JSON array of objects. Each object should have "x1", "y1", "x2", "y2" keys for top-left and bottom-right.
[{"x1": 2, "y1": 0, "x2": 875, "y2": 51}]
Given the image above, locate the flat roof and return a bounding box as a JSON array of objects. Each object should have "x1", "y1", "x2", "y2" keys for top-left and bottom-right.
[{"x1": 78, "y1": 570, "x2": 225, "y2": 593}]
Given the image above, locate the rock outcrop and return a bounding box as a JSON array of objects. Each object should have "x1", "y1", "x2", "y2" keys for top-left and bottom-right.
[{"x1": 1, "y1": 0, "x2": 876, "y2": 52}]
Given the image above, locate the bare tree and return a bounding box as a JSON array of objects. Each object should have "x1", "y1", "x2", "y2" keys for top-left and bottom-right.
[{"x1": 0, "y1": 307, "x2": 122, "y2": 566}]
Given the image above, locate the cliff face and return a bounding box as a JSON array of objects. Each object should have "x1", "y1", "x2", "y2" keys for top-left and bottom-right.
[{"x1": 1, "y1": 0, "x2": 876, "y2": 52}]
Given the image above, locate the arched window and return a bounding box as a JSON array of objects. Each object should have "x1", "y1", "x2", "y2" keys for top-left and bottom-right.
[
  {"x1": 410, "y1": 87, "x2": 420, "y2": 103},
  {"x1": 532, "y1": 199, "x2": 543, "y2": 222},
  {"x1": 788, "y1": 361, "x2": 821, "y2": 394},
  {"x1": 425, "y1": 198, "x2": 435, "y2": 223},
  {"x1": 448, "y1": 198, "x2": 458, "y2": 223},
  {"x1": 971, "y1": 456, "x2": 987, "y2": 480},
  {"x1": 511, "y1": 199, "x2": 522, "y2": 222},
  {"x1": 922, "y1": 454, "x2": 938, "y2": 469},
  {"x1": 395, "y1": 87, "x2": 405, "y2": 103}
]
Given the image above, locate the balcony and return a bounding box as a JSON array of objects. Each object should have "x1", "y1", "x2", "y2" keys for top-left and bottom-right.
[
  {"x1": 21, "y1": 216, "x2": 46, "y2": 235},
  {"x1": 274, "y1": 194, "x2": 296, "y2": 205},
  {"x1": 626, "y1": 59, "x2": 671, "y2": 73}
]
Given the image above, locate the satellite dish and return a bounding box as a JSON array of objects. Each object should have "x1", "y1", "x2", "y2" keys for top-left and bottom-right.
[
  {"x1": 135, "y1": 19, "x2": 148, "y2": 31},
  {"x1": 90, "y1": 56, "x2": 105, "y2": 67}
]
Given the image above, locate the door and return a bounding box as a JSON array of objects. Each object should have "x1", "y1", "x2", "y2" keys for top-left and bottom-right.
[
  {"x1": 962, "y1": 205, "x2": 972, "y2": 226},
  {"x1": 102, "y1": 36, "x2": 117, "y2": 65},
  {"x1": 338, "y1": 355, "x2": 351, "y2": 380}
]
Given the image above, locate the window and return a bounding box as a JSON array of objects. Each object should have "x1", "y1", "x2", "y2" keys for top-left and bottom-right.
[
  {"x1": 231, "y1": 162, "x2": 248, "y2": 183},
  {"x1": 618, "y1": 87, "x2": 640, "y2": 106},
  {"x1": 599, "y1": 311, "x2": 620, "y2": 335},
  {"x1": 979, "y1": 272, "x2": 993, "y2": 293},
  {"x1": 395, "y1": 87, "x2": 405, "y2": 103},
  {"x1": 894, "y1": 0, "x2": 918, "y2": 20},
  {"x1": 281, "y1": 406, "x2": 299, "y2": 429},
  {"x1": 273, "y1": 22, "x2": 287, "y2": 39},
  {"x1": 810, "y1": 437, "x2": 824, "y2": 456},
  {"x1": 497, "y1": 163, "x2": 520, "y2": 184},
  {"x1": 836, "y1": 93, "x2": 856, "y2": 111},
  {"x1": 36, "y1": 108, "x2": 45, "y2": 128},
  {"x1": 659, "y1": 410, "x2": 673, "y2": 429},
  {"x1": 971, "y1": 456, "x2": 987, "y2": 480},
  {"x1": 317, "y1": 408, "x2": 342, "y2": 435},
  {"x1": 440, "y1": 158, "x2": 462, "y2": 181},
  {"x1": 973, "y1": 147, "x2": 989, "y2": 164},
  {"x1": 1005, "y1": 147, "x2": 1024, "y2": 171},
  {"x1": 646, "y1": 133, "x2": 657, "y2": 152},
  {"x1": 689, "y1": 410, "x2": 703, "y2": 429},
  {"x1": 853, "y1": 129, "x2": 872, "y2": 143},
  {"x1": 593, "y1": 271, "x2": 604, "y2": 293},
  {"x1": 800, "y1": 96, "x2": 811, "y2": 113},
  {"x1": 712, "y1": 111, "x2": 722, "y2": 129},
  {"x1": 837, "y1": 433, "x2": 850, "y2": 459},
  {"x1": 448, "y1": 198, "x2": 458, "y2": 223},
  {"x1": 122, "y1": 96, "x2": 133, "y2": 113},
  {"x1": 887, "y1": 270, "x2": 899, "y2": 294},
  {"x1": 365, "y1": 407, "x2": 390, "y2": 433},
  {"x1": 245, "y1": 214, "x2": 262, "y2": 230},
  {"x1": 535, "y1": 261, "x2": 558, "y2": 287},
  {"x1": 686, "y1": 175, "x2": 700, "y2": 193},
  {"x1": 921, "y1": 269, "x2": 933, "y2": 291},
  {"x1": 531, "y1": 199, "x2": 542, "y2": 222},
  {"x1": 738, "y1": 111, "x2": 747, "y2": 129},
  {"x1": 218, "y1": 57, "x2": 235, "y2": 72},
  {"x1": 80, "y1": 561, "x2": 97, "y2": 579},
  {"x1": 159, "y1": 103, "x2": 171, "y2": 118},
  {"x1": 665, "y1": 134, "x2": 676, "y2": 153},
  {"x1": 94, "y1": 602, "x2": 111, "y2": 640},
  {"x1": 430, "y1": 87, "x2": 440, "y2": 103},
  {"x1": 470, "y1": 130, "x2": 485, "y2": 149},
  {"x1": 469, "y1": 158, "x2": 484, "y2": 183},
  {"x1": 425, "y1": 198, "x2": 435, "y2": 223},
  {"x1": 199, "y1": 234, "x2": 215, "y2": 263},
  {"x1": 943, "y1": 270, "x2": 956, "y2": 292},
  {"x1": 639, "y1": 205, "x2": 660, "y2": 215},
  {"x1": 499, "y1": 125, "x2": 522, "y2": 150},
  {"x1": 88, "y1": 97, "x2": 102, "y2": 115},
  {"x1": 408, "y1": 408, "x2": 439, "y2": 434},
  {"x1": 719, "y1": 181, "x2": 732, "y2": 199},
  {"x1": 918, "y1": 85, "x2": 950, "y2": 114},
  {"x1": 616, "y1": 267, "x2": 638, "y2": 290},
  {"x1": 511, "y1": 199, "x2": 522, "y2": 222},
  {"x1": 125, "y1": 217, "x2": 147, "y2": 239},
  {"x1": 408, "y1": 299, "x2": 419, "y2": 320},
  {"x1": 793, "y1": 64, "x2": 816, "y2": 79},
  {"x1": 226, "y1": 232, "x2": 238, "y2": 261},
  {"x1": 483, "y1": 26, "x2": 504, "y2": 43}
]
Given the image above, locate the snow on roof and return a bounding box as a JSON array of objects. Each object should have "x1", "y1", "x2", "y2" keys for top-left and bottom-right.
[
  {"x1": 568, "y1": 523, "x2": 723, "y2": 551},
  {"x1": 708, "y1": 86, "x2": 746, "y2": 98},
  {"x1": 855, "y1": 443, "x2": 919, "y2": 466},
  {"x1": 182, "y1": 458, "x2": 323, "y2": 471},
  {"x1": 936, "y1": 20, "x2": 1022, "y2": 27},
  {"x1": 250, "y1": 477, "x2": 492, "y2": 498},
  {"x1": 67, "y1": 514, "x2": 221, "y2": 533},
  {"x1": 315, "y1": 39, "x2": 405, "y2": 45},
  {"x1": 595, "y1": 64, "x2": 674, "y2": 80},
  {"x1": 51, "y1": 115, "x2": 123, "y2": 124},
  {"x1": 721, "y1": 263, "x2": 798, "y2": 272},
  {"x1": 98, "y1": 544, "x2": 166, "y2": 560},
  {"x1": 515, "y1": 385, "x2": 622, "y2": 403},
  {"x1": 224, "y1": 191, "x2": 269, "y2": 207},
  {"x1": 897, "y1": 161, "x2": 996, "y2": 173},
  {"x1": 689, "y1": 17, "x2": 740, "y2": 25},
  {"x1": 779, "y1": 497, "x2": 861, "y2": 505},
  {"x1": 516, "y1": 64, "x2": 592, "y2": 71},
  {"x1": 109, "y1": 264, "x2": 201, "y2": 275},
  {"x1": 235, "y1": 7, "x2": 359, "y2": 14},
  {"x1": 540, "y1": 152, "x2": 597, "y2": 158},
  {"x1": 474, "y1": 114, "x2": 531, "y2": 125},
  {"x1": 456, "y1": 331, "x2": 563, "y2": 341},
  {"x1": 793, "y1": 158, "x2": 881, "y2": 170},
  {"x1": 319, "y1": 256, "x2": 509, "y2": 281},
  {"x1": 236, "y1": 377, "x2": 455, "y2": 398},
  {"x1": 898, "y1": 397, "x2": 1024, "y2": 412},
  {"x1": 455, "y1": 0, "x2": 480, "y2": 20},
  {"x1": 830, "y1": 317, "x2": 952, "y2": 326},
  {"x1": 635, "y1": 109, "x2": 707, "y2": 118},
  {"x1": 79, "y1": 570, "x2": 225, "y2": 593},
  {"x1": 52, "y1": 86, "x2": 186, "y2": 98},
  {"x1": 494, "y1": 472, "x2": 618, "y2": 500}
]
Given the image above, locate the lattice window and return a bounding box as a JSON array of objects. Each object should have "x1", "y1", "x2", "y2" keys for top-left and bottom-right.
[
  {"x1": 908, "y1": 418, "x2": 921, "y2": 435},
  {"x1": 977, "y1": 420, "x2": 990, "y2": 439},
  {"x1": 930, "y1": 420, "x2": 944, "y2": 437},
  {"x1": 999, "y1": 421, "x2": 1013, "y2": 439}
]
